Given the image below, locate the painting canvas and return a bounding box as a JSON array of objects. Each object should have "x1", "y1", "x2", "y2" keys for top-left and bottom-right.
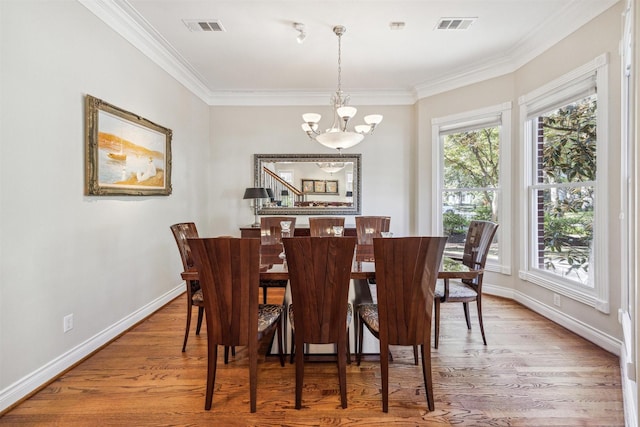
[
  {"x1": 85, "y1": 95, "x2": 172, "y2": 196},
  {"x1": 325, "y1": 180, "x2": 338, "y2": 194},
  {"x1": 302, "y1": 180, "x2": 314, "y2": 193}
]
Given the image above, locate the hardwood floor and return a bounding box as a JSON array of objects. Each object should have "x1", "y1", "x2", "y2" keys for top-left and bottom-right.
[{"x1": 0, "y1": 292, "x2": 624, "y2": 426}]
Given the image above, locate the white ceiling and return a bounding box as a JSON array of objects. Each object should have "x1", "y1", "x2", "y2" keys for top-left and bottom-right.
[{"x1": 86, "y1": 0, "x2": 618, "y2": 105}]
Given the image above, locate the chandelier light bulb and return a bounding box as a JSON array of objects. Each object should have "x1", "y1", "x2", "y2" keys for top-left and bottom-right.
[
  {"x1": 355, "y1": 124, "x2": 371, "y2": 134},
  {"x1": 302, "y1": 113, "x2": 321, "y2": 124},
  {"x1": 337, "y1": 106, "x2": 357, "y2": 119},
  {"x1": 364, "y1": 114, "x2": 383, "y2": 125}
]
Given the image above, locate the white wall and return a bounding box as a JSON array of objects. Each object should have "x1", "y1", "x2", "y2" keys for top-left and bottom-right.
[
  {"x1": 0, "y1": 0, "x2": 210, "y2": 410},
  {"x1": 208, "y1": 105, "x2": 415, "y2": 236}
]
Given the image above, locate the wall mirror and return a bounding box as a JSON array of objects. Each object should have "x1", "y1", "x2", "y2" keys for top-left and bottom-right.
[{"x1": 255, "y1": 153, "x2": 361, "y2": 215}]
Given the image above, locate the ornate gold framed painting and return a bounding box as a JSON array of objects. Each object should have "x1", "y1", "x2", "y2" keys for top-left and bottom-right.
[{"x1": 85, "y1": 95, "x2": 172, "y2": 196}]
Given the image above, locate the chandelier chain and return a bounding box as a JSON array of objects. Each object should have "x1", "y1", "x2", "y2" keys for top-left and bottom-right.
[{"x1": 337, "y1": 31, "x2": 342, "y2": 95}]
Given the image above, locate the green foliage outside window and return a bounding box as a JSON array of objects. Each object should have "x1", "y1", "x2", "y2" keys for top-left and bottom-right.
[{"x1": 539, "y1": 95, "x2": 597, "y2": 281}]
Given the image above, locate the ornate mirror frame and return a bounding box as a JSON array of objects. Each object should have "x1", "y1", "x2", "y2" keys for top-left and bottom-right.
[{"x1": 254, "y1": 153, "x2": 361, "y2": 216}]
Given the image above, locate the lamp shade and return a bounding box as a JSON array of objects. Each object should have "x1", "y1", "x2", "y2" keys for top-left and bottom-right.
[
  {"x1": 243, "y1": 187, "x2": 269, "y2": 199},
  {"x1": 266, "y1": 188, "x2": 274, "y2": 199},
  {"x1": 346, "y1": 191, "x2": 353, "y2": 197}
]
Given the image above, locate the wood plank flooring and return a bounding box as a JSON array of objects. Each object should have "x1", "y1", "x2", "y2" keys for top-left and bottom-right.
[{"x1": 0, "y1": 292, "x2": 624, "y2": 426}]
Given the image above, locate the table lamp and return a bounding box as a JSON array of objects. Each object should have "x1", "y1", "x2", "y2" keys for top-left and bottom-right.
[{"x1": 243, "y1": 187, "x2": 269, "y2": 227}]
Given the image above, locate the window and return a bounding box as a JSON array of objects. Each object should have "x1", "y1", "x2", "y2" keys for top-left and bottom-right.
[
  {"x1": 432, "y1": 102, "x2": 512, "y2": 274},
  {"x1": 519, "y1": 54, "x2": 609, "y2": 312}
]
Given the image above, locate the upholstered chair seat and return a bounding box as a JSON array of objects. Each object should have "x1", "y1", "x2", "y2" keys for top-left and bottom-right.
[
  {"x1": 258, "y1": 304, "x2": 285, "y2": 333},
  {"x1": 434, "y1": 281, "x2": 477, "y2": 300}
]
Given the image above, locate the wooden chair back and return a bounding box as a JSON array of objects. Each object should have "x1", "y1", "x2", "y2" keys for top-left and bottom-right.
[
  {"x1": 460, "y1": 220, "x2": 499, "y2": 287},
  {"x1": 373, "y1": 236, "x2": 447, "y2": 412},
  {"x1": 170, "y1": 222, "x2": 199, "y2": 271},
  {"x1": 355, "y1": 216, "x2": 390, "y2": 245},
  {"x1": 187, "y1": 237, "x2": 263, "y2": 412},
  {"x1": 260, "y1": 216, "x2": 296, "y2": 245},
  {"x1": 188, "y1": 237, "x2": 260, "y2": 346},
  {"x1": 283, "y1": 236, "x2": 357, "y2": 409},
  {"x1": 309, "y1": 217, "x2": 345, "y2": 237}
]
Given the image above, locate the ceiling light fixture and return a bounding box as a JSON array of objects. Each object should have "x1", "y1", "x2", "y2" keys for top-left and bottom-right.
[
  {"x1": 293, "y1": 22, "x2": 306, "y2": 44},
  {"x1": 301, "y1": 25, "x2": 382, "y2": 152},
  {"x1": 317, "y1": 162, "x2": 346, "y2": 174}
]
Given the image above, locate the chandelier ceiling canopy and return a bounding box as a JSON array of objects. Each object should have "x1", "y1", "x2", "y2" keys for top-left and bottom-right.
[{"x1": 301, "y1": 26, "x2": 382, "y2": 152}]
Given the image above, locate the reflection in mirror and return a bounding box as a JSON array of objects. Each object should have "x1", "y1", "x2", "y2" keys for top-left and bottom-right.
[{"x1": 254, "y1": 154, "x2": 361, "y2": 215}]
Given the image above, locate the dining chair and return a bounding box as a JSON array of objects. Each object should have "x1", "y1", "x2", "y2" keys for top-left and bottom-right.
[
  {"x1": 187, "y1": 237, "x2": 285, "y2": 412},
  {"x1": 259, "y1": 216, "x2": 296, "y2": 303},
  {"x1": 355, "y1": 216, "x2": 390, "y2": 245},
  {"x1": 434, "y1": 220, "x2": 499, "y2": 348},
  {"x1": 309, "y1": 216, "x2": 345, "y2": 237},
  {"x1": 356, "y1": 236, "x2": 447, "y2": 412},
  {"x1": 283, "y1": 236, "x2": 357, "y2": 409},
  {"x1": 353, "y1": 216, "x2": 390, "y2": 356},
  {"x1": 170, "y1": 223, "x2": 205, "y2": 352}
]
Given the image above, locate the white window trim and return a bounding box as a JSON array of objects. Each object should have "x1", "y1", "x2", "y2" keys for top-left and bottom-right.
[
  {"x1": 518, "y1": 53, "x2": 609, "y2": 313},
  {"x1": 431, "y1": 102, "x2": 512, "y2": 275},
  {"x1": 619, "y1": 0, "x2": 635, "y2": 378}
]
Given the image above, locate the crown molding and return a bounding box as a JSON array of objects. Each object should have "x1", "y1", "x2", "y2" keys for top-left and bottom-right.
[
  {"x1": 205, "y1": 90, "x2": 417, "y2": 106},
  {"x1": 79, "y1": 0, "x2": 214, "y2": 104},
  {"x1": 80, "y1": 0, "x2": 618, "y2": 106}
]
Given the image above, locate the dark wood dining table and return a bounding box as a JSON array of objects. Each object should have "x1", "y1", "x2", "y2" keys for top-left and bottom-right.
[
  {"x1": 181, "y1": 243, "x2": 482, "y2": 286},
  {"x1": 180, "y1": 241, "x2": 482, "y2": 356}
]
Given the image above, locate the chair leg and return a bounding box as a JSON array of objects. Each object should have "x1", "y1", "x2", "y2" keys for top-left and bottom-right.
[
  {"x1": 294, "y1": 336, "x2": 305, "y2": 409},
  {"x1": 413, "y1": 345, "x2": 419, "y2": 365},
  {"x1": 182, "y1": 302, "x2": 193, "y2": 353},
  {"x1": 420, "y1": 343, "x2": 435, "y2": 412},
  {"x1": 380, "y1": 339, "x2": 389, "y2": 413},
  {"x1": 204, "y1": 343, "x2": 218, "y2": 410},
  {"x1": 196, "y1": 306, "x2": 204, "y2": 335},
  {"x1": 289, "y1": 330, "x2": 295, "y2": 364},
  {"x1": 346, "y1": 327, "x2": 351, "y2": 365},
  {"x1": 463, "y1": 302, "x2": 472, "y2": 329},
  {"x1": 434, "y1": 299, "x2": 441, "y2": 349},
  {"x1": 476, "y1": 296, "x2": 487, "y2": 345},
  {"x1": 262, "y1": 286, "x2": 268, "y2": 304},
  {"x1": 249, "y1": 341, "x2": 258, "y2": 413},
  {"x1": 357, "y1": 315, "x2": 364, "y2": 366},
  {"x1": 224, "y1": 346, "x2": 229, "y2": 364},
  {"x1": 277, "y1": 316, "x2": 285, "y2": 366},
  {"x1": 337, "y1": 336, "x2": 348, "y2": 408}
]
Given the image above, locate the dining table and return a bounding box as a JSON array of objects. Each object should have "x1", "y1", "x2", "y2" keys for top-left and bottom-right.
[
  {"x1": 180, "y1": 241, "x2": 482, "y2": 356},
  {"x1": 180, "y1": 243, "x2": 482, "y2": 284}
]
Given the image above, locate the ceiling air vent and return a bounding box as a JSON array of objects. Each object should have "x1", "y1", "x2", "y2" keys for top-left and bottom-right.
[
  {"x1": 436, "y1": 17, "x2": 476, "y2": 31},
  {"x1": 182, "y1": 19, "x2": 226, "y2": 32}
]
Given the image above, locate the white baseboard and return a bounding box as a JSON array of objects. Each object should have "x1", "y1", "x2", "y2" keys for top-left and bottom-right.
[
  {"x1": 484, "y1": 283, "x2": 621, "y2": 355},
  {"x1": 0, "y1": 285, "x2": 184, "y2": 413},
  {"x1": 619, "y1": 344, "x2": 638, "y2": 427}
]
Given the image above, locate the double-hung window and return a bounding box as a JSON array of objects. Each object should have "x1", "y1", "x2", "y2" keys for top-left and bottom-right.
[
  {"x1": 432, "y1": 102, "x2": 512, "y2": 274},
  {"x1": 519, "y1": 54, "x2": 609, "y2": 312}
]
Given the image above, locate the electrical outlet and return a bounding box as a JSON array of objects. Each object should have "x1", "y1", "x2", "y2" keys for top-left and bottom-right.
[
  {"x1": 553, "y1": 294, "x2": 561, "y2": 307},
  {"x1": 63, "y1": 314, "x2": 74, "y2": 333}
]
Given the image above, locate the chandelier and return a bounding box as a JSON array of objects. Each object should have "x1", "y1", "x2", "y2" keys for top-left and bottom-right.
[
  {"x1": 301, "y1": 26, "x2": 383, "y2": 152},
  {"x1": 316, "y1": 162, "x2": 345, "y2": 174}
]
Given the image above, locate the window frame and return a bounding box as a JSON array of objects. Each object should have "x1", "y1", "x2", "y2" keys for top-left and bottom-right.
[
  {"x1": 518, "y1": 54, "x2": 610, "y2": 313},
  {"x1": 431, "y1": 102, "x2": 512, "y2": 275}
]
